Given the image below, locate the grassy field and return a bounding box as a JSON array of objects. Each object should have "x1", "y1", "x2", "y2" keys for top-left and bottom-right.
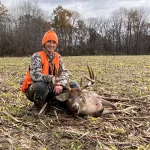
[{"x1": 0, "y1": 56, "x2": 150, "y2": 150}]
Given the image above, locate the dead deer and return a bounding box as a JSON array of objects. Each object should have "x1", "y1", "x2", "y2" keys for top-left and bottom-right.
[{"x1": 55, "y1": 64, "x2": 119, "y2": 117}]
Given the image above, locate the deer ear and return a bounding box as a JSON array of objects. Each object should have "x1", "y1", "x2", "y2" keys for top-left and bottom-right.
[{"x1": 55, "y1": 93, "x2": 69, "y2": 101}]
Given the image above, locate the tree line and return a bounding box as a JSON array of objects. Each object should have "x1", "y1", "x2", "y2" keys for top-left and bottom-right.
[{"x1": 0, "y1": 0, "x2": 150, "y2": 56}]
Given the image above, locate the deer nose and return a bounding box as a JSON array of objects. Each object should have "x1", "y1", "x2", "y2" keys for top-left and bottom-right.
[{"x1": 72, "y1": 104, "x2": 79, "y2": 114}]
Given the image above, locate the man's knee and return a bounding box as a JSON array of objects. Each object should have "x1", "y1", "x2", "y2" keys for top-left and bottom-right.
[
  {"x1": 25, "y1": 82, "x2": 50, "y2": 102},
  {"x1": 33, "y1": 82, "x2": 49, "y2": 96},
  {"x1": 69, "y1": 80, "x2": 80, "y2": 88}
]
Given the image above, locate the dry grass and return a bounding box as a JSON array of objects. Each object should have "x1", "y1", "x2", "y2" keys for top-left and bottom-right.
[{"x1": 0, "y1": 56, "x2": 150, "y2": 150}]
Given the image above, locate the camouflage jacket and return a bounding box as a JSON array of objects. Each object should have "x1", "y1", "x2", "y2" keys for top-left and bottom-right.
[{"x1": 30, "y1": 49, "x2": 68, "y2": 85}]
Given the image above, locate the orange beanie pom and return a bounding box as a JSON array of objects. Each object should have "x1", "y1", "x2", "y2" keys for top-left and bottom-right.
[{"x1": 42, "y1": 30, "x2": 58, "y2": 45}]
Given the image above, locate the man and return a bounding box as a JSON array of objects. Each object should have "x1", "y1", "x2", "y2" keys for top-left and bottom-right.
[{"x1": 21, "y1": 30, "x2": 79, "y2": 114}]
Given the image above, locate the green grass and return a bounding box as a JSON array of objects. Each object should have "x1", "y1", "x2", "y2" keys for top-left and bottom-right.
[{"x1": 0, "y1": 56, "x2": 150, "y2": 150}]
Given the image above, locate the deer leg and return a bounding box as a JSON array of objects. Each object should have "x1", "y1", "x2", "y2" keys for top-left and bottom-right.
[
  {"x1": 102, "y1": 106, "x2": 138, "y2": 115},
  {"x1": 101, "y1": 99, "x2": 117, "y2": 110},
  {"x1": 102, "y1": 109, "x2": 122, "y2": 115},
  {"x1": 92, "y1": 106, "x2": 104, "y2": 117}
]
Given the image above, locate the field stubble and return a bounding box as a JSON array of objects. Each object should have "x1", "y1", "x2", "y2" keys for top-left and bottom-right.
[{"x1": 0, "y1": 56, "x2": 150, "y2": 150}]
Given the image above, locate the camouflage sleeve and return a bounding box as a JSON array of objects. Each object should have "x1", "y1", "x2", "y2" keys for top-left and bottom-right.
[
  {"x1": 30, "y1": 53, "x2": 53, "y2": 83},
  {"x1": 59, "y1": 55, "x2": 69, "y2": 85}
]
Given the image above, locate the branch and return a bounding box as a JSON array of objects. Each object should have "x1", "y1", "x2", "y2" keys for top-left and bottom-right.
[
  {"x1": 2, "y1": 111, "x2": 33, "y2": 126},
  {"x1": 38, "y1": 102, "x2": 48, "y2": 115},
  {"x1": 2, "y1": 111, "x2": 22, "y2": 123},
  {"x1": 105, "y1": 116, "x2": 150, "y2": 120},
  {"x1": 100, "y1": 96, "x2": 129, "y2": 102},
  {"x1": 54, "y1": 110, "x2": 60, "y2": 124}
]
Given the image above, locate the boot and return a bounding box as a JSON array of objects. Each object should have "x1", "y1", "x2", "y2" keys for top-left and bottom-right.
[{"x1": 27, "y1": 101, "x2": 44, "y2": 116}]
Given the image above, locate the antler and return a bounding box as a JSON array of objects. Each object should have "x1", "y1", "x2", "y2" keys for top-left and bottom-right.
[
  {"x1": 59, "y1": 78, "x2": 71, "y2": 91},
  {"x1": 52, "y1": 64, "x2": 96, "y2": 91},
  {"x1": 62, "y1": 78, "x2": 71, "y2": 91},
  {"x1": 51, "y1": 76, "x2": 71, "y2": 91},
  {"x1": 80, "y1": 64, "x2": 96, "y2": 90}
]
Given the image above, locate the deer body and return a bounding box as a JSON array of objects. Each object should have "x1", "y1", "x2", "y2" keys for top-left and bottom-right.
[
  {"x1": 56, "y1": 89, "x2": 117, "y2": 116},
  {"x1": 55, "y1": 64, "x2": 117, "y2": 117}
]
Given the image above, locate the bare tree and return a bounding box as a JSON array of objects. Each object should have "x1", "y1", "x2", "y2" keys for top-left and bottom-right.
[
  {"x1": 108, "y1": 7, "x2": 149, "y2": 55},
  {"x1": 127, "y1": 8, "x2": 149, "y2": 54},
  {"x1": 0, "y1": 0, "x2": 9, "y2": 56},
  {"x1": 86, "y1": 17, "x2": 105, "y2": 55},
  {"x1": 7, "y1": 0, "x2": 49, "y2": 56},
  {"x1": 1, "y1": 2, "x2": 150, "y2": 56}
]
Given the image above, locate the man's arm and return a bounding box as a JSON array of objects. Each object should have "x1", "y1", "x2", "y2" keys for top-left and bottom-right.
[{"x1": 58, "y1": 55, "x2": 69, "y2": 85}]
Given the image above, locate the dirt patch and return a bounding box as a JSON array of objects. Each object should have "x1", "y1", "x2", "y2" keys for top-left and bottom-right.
[{"x1": 0, "y1": 56, "x2": 150, "y2": 150}]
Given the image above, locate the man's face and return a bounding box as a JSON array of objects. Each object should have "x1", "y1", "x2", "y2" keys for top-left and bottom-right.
[{"x1": 45, "y1": 40, "x2": 57, "y2": 53}]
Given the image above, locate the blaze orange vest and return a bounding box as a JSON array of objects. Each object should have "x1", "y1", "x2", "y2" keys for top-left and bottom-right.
[{"x1": 21, "y1": 51, "x2": 60, "y2": 92}]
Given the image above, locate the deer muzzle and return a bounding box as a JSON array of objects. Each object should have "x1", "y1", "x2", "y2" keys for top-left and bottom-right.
[{"x1": 72, "y1": 103, "x2": 80, "y2": 114}]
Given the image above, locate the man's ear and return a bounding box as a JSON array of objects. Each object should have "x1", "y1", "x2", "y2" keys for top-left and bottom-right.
[{"x1": 55, "y1": 93, "x2": 69, "y2": 101}]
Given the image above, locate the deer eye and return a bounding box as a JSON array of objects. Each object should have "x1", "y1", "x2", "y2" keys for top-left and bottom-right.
[
  {"x1": 79, "y1": 97, "x2": 83, "y2": 101},
  {"x1": 68, "y1": 96, "x2": 72, "y2": 100}
]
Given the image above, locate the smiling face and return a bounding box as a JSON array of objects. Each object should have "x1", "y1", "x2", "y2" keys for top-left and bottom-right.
[{"x1": 44, "y1": 40, "x2": 57, "y2": 54}]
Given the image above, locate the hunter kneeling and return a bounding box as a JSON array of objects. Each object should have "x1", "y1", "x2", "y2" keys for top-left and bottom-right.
[{"x1": 21, "y1": 30, "x2": 79, "y2": 115}]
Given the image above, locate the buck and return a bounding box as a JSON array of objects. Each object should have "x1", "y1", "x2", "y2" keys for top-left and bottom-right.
[{"x1": 55, "y1": 65, "x2": 119, "y2": 117}]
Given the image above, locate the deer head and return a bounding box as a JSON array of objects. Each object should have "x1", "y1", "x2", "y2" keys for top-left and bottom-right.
[{"x1": 56, "y1": 64, "x2": 96, "y2": 114}]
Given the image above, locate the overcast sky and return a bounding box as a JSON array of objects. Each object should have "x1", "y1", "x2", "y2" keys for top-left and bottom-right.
[{"x1": 1, "y1": 0, "x2": 150, "y2": 19}]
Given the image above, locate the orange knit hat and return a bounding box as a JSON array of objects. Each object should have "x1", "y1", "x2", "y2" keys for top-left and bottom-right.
[{"x1": 42, "y1": 30, "x2": 58, "y2": 45}]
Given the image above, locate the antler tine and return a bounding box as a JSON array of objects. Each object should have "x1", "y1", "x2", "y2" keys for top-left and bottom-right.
[
  {"x1": 60, "y1": 77, "x2": 71, "y2": 91},
  {"x1": 52, "y1": 76, "x2": 71, "y2": 91},
  {"x1": 80, "y1": 83, "x2": 91, "y2": 91},
  {"x1": 83, "y1": 76, "x2": 95, "y2": 84},
  {"x1": 84, "y1": 64, "x2": 96, "y2": 84},
  {"x1": 80, "y1": 64, "x2": 96, "y2": 90},
  {"x1": 80, "y1": 77, "x2": 83, "y2": 87},
  {"x1": 87, "y1": 64, "x2": 94, "y2": 80}
]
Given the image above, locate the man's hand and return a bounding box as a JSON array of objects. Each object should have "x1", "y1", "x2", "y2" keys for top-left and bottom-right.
[
  {"x1": 52, "y1": 76, "x2": 63, "y2": 94},
  {"x1": 53, "y1": 85, "x2": 63, "y2": 94},
  {"x1": 52, "y1": 76, "x2": 61, "y2": 85}
]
